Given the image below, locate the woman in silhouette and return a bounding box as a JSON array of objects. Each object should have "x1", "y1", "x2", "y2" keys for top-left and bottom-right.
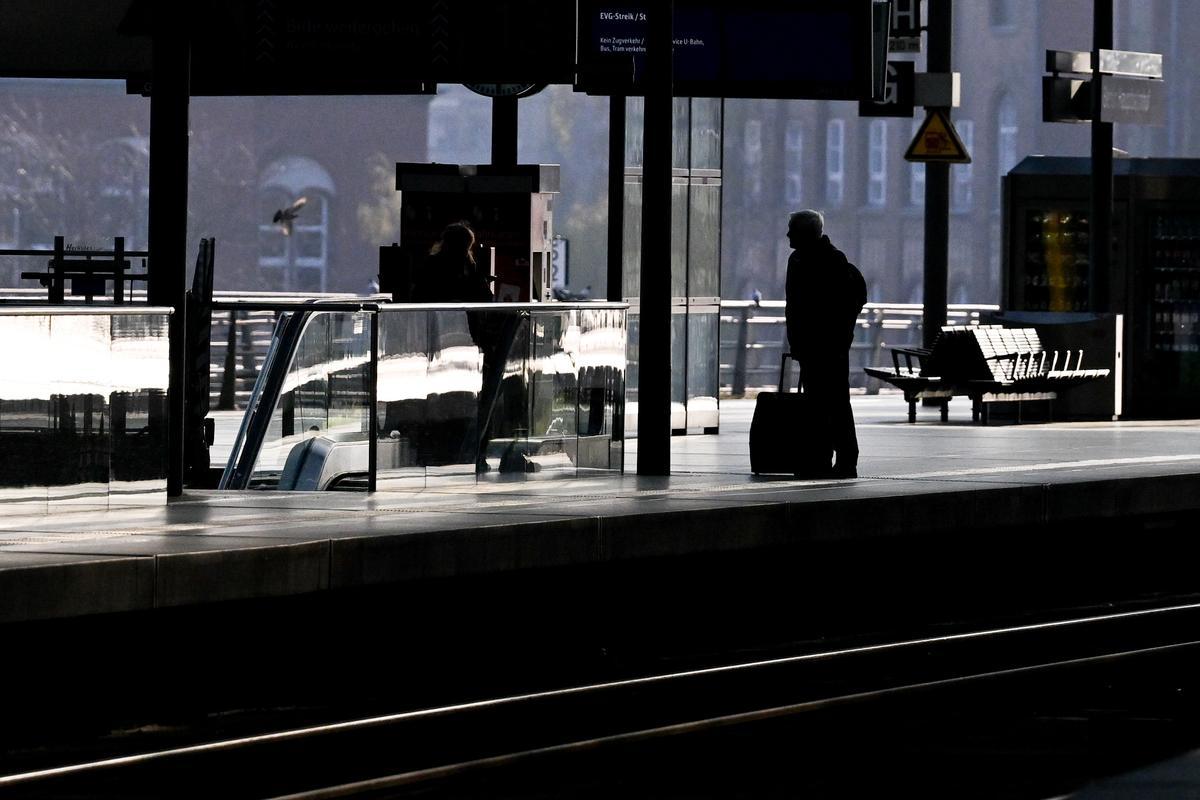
[
  {"x1": 412, "y1": 222, "x2": 514, "y2": 471},
  {"x1": 412, "y1": 221, "x2": 493, "y2": 304}
]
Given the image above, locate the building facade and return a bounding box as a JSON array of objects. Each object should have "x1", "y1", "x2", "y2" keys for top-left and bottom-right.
[
  {"x1": 720, "y1": 0, "x2": 1200, "y2": 306},
  {"x1": 1, "y1": 81, "x2": 431, "y2": 294}
]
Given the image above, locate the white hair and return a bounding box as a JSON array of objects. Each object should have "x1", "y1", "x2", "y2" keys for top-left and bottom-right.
[{"x1": 788, "y1": 209, "x2": 824, "y2": 240}]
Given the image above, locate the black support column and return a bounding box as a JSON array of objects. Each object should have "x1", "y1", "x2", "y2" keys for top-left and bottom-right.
[
  {"x1": 607, "y1": 95, "x2": 626, "y2": 302},
  {"x1": 638, "y1": 3, "x2": 673, "y2": 475},
  {"x1": 147, "y1": 13, "x2": 191, "y2": 497},
  {"x1": 1090, "y1": 0, "x2": 1114, "y2": 312},
  {"x1": 922, "y1": 0, "x2": 951, "y2": 350},
  {"x1": 492, "y1": 96, "x2": 518, "y2": 167}
]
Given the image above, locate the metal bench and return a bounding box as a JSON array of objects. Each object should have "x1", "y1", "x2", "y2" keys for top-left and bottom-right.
[{"x1": 865, "y1": 325, "x2": 1111, "y2": 423}]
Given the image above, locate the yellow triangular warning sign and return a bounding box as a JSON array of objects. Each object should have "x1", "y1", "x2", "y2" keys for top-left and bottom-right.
[{"x1": 904, "y1": 109, "x2": 972, "y2": 163}]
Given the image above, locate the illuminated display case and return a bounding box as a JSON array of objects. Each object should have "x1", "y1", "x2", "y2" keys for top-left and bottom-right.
[{"x1": 1004, "y1": 157, "x2": 1200, "y2": 417}]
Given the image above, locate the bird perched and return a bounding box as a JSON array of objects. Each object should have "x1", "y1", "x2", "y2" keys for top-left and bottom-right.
[
  {"x1": 751, "y1": 288, "x2": 763, "y2": 307},
  {"x1": 272, "y1": 196, "x2": 307, "y2": 236}
]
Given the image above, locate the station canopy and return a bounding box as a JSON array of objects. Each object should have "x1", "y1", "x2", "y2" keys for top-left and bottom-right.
[{"x1": 0, "y1": 0, "x2": 873, "y2": 100}]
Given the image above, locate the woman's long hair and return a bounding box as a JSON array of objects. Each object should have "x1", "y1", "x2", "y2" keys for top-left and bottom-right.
[{"x1": 429, "y1": 221, "x2": 476, "y2": 265}]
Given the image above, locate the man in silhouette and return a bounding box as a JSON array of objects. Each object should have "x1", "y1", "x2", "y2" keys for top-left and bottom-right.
[{"x1": 785, "y1": 210, "x2": 867, "y2": 478}]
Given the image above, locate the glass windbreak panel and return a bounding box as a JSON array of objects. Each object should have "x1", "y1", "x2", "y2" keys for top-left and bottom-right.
[
  {"x1": 689, "y1": 97, "x2": 722, "y2": 170},
  {"x1": 576, "y1": 307, "x2": 626, "y2": 472},
  {"x1": 623, "y1": 179, "x2": 643, "y2": 299},
  {"x1": 672, "y1": 97, "x2": 691, "y2": 170},
  {"x1": 526, "y1": 309, "x2": 579, "y2": 476},
  {"x1": 625, "y1": 309, "x2": 639, "y2": 437},
  {"x1": 0, "y1": 315, "x2": 53, "y2": 513},
  {"x1": 109, "y1": 313, "x2": 169, "y2": 506},
  {"x1": 378, "y1": 307, "x2": 529, "y2": 483},
  {"x1": 672, "y1": 180, "x2": 689, "y2": 298},
  {"x1": 672, "y1": 311, "x2": 687, "y2": 431},
  {"x1": 376, "y1": 308, "x2": 435, "y2": 488},
  {"x1": 248, "y1": 311, "x2": 371, "y2": 490},
  {"x1": 686, "y1": 307, "x2": 720, "y2": 432},
  {"x1": 476, "y1": 309, "x2": 532, "y2": 478},
  {"x1": 378, "y1": 305, "x2": 622, "y2": 483},
  {"x1": 47, "y1": 314, "x2": 111, "y2": 508},
  {"x1": 688, "y1": 181, "x2": 721, "y2": 298},
  {"x1": 421, "y1": 308, "x2": 487, "y2": 480},
  {"x1": 625, "y1": 96, "x2": 644, "y2": 169},
  {"x1": 1023, "y1": 208, "x2": 1090, "y2": 311}
]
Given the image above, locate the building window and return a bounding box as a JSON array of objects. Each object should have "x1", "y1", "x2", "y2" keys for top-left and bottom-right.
[
  {"x1": 784, "y1": 119, "x2": 804, "y2": 205},
  {"x1": 95, "y1": 137, "x2": 150, "y2": 250},
  {"x1": 859, "y1": 239, "x2": 886, "y2": 297},
  {"x1": 258, "y1": 156, "x2": 335, "y2": 292},
  {"x1": 902, "y1": 237, "x2": 923, "y2": 303},
  {"x1": 952, "y1": 119, "x2": 974, "y2": 213},
  {"x1": 867, "y1": 119, "x2": 888, "y2": 207},
  {"x1": 990, "y1": 0, "x2": 1015, "y2": 29},
  {"x1": 997, "y1": 93, "x2": 1019, "y2": 181},
  {"x1": 909, "y1": 119, "x2": 925, "y2": 206},
  {"x1": 743, "y1": 118, "x2": 762, "y2": 199},
  {"x1": 825, "y1": 118, "x2": 845, "y2": 207}
]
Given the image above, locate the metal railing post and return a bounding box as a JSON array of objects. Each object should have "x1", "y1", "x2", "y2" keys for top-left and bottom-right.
[
  {"x1": 218, "y1": 310, "x2": 238, "y2": 410},
  {"x1": 368, "y1": 311, "x2": 378, "y2": 493},
  {"x1": 731, "y1": 305, "x2": 751, "y2": 397}
]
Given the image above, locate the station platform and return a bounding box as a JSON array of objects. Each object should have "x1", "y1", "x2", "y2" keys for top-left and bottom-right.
[{"x1": 3, "y1": 395, "x2": 1200, "y2": 626}]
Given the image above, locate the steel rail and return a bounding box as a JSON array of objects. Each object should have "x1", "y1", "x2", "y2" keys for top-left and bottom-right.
[
  {"x1": 6, "y1": 599, "x2": 1200, "y2": 794},
  {"x1": 267, "y1": 638, "x2": 1200, "y2": 800}
]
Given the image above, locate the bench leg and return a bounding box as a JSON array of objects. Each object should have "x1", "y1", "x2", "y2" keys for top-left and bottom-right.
[
  {"x1": 907, "y1": 397, "x2": 917, "y2": 423},
  {"x1": 971, "y1": 397, "x2": 981, "y2": 424},
  {"x1": 940, "y1": 400, "x2": 949, "y2": 422}
]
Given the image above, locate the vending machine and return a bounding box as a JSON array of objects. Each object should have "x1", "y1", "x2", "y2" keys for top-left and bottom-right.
[
  {"x1": 1004, "y1": 156, "x2": 1200, "y2": 418},
  {"x1": 383, "y1": 163, "x2": 559, "y2": 303}
]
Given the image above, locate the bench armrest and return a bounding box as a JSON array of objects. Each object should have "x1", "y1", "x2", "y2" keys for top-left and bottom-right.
[
  {"x1": 891, "y1": 346, "x2": 931, "y2": 357},
  {"x1": 889, "y1": 345, "x2": 931, "y2": 374}
]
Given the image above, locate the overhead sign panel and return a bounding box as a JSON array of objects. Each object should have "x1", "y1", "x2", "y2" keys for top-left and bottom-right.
[
  {"x1": 1046, "y1": 49, "x2": 1092, "y2": 75},
  {"x1": 1098, "y1": 49, "x2": 1164, "y2": 79},
  {"x1": 1099, "y1": 74, "x2": 1166, "y2": 125},
  {"x1": 1045, "y1": 49, "x2": 1164, "y2": 79},
  {"x1": 888, "y1": 0, "x2": 921, "y2": 53},
  {"x1": 859, "y1": 61, "x2": 914, "y2": 117},
  {"x1": 1043, "y1": 76, "x2": 1089, "y2": 123},
  {"x1": 1044, "y1": 47, "x2": 1165, "y2": 126},
  {"x1": 174, "y1": 0, "x2": 574, "y2": 95},
  {"x1": 904, "y1": 108, "x2": 971, "y2": 163},
  {"x1": 576, "y1": 0, "x2": 873, "y2": 99}
]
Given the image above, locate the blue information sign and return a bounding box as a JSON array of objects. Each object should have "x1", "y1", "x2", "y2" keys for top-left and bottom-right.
[{"x1": 577, "y1": 1, "x2": 873, "y2": 100}]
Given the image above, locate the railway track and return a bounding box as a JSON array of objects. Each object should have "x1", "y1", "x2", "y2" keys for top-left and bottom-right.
[{"x1": 8, "y1": 600, "x2": 1200, "y2": 798}]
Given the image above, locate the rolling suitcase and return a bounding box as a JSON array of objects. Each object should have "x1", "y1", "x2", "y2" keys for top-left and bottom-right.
[{"x1": 749, "y1": 353, "x2": 832, "y2": 476}]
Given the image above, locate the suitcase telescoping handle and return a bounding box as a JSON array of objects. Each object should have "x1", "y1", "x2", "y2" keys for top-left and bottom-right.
[{"x1": 779, "y1": 352, "x2": 800, "y2": 393}]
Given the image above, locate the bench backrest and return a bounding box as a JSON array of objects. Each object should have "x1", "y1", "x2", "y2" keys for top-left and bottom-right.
[
  {"x1": 970, "y1": 326, "x2": 1045, "y2": 381},
  {"x1": 925, "y1": 325, "x2": 1048, "y2": 383},
  {"x1": 924, "y1": 326, "x2": 993, "y2": 381}
]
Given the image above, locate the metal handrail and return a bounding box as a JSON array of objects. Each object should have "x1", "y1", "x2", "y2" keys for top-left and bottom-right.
[{"x1": 720, "y1": 301, "x2": 1000, "y2": 395}]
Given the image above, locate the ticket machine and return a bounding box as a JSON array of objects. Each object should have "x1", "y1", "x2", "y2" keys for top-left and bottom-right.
[{"x1": 381, "y1": 163, "x2": 559, "y2": 303}]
